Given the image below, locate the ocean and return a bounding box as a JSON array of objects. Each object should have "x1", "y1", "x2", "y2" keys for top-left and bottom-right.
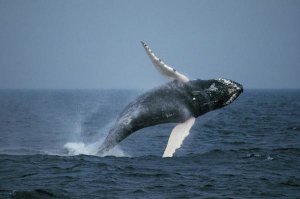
[{"x1": 0, "y1": 89, "x2": 299, "y2": 198}]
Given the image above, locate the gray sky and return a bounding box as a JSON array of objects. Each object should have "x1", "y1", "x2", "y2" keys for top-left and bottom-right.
[{"x1": 0, "y1": 0, "x2": 299, "y2": 89}]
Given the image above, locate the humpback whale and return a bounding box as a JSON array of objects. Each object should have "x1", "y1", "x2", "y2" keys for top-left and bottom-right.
[{"x1": 98, "y1": 42, "x2": 243, "y2": 157}]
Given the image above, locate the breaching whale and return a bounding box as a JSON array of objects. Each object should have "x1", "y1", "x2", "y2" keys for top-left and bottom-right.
[{"x1": 97, "y1": 42, "x2": 243, "y2": 157}]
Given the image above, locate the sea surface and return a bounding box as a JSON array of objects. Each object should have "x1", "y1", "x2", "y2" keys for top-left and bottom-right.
[{"x1": 0, "y1": 89, "x2": 299, "y2": 199}]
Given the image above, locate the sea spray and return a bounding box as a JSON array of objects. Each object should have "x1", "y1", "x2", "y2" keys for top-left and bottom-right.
[
  {"x1": 64, "y1": 140, "x2": 127, "y2": 157},
  {"x1": 64, "y1": 118, "x2": 129, "y2": 157}
]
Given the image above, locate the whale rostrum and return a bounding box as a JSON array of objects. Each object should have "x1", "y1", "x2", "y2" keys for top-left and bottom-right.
[{"x1": 97, "y1": 42, "x2": 243, "y2": 157}]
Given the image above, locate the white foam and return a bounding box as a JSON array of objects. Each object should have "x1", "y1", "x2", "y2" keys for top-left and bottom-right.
[
  {"x1": 64, "y1": 141, "x2": 127, "y2": 157},
  {"x1": 266, "y1": 156, "x2": 274, "y2": 161},
  {"x1": 64, "y1": 142, "x2": 93, "y2": 155},
  {"x1": 64, "y1": 120, "x2": 128, "y2": 157}
]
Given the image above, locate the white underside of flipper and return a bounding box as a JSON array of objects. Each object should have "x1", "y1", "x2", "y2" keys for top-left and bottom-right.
[
  {"x1": 141, "y1": 41, "x2": 189, "y2": 83},
  {"x1": 163, "y1": 117, "x2": 196, "y2": 158}
]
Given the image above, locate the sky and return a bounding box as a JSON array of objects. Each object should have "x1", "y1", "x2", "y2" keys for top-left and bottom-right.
[{"x1": 0, "y1": 0, "x2": 299, "y2": 89}]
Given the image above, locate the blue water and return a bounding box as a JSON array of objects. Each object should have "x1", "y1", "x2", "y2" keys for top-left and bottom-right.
[{"x1": 0, "y1": 89, "x2": 299, "y2": 198}]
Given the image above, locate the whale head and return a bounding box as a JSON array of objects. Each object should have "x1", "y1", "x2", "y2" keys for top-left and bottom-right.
[
  {"x1": 214, "y1": 78, "x2": 243, "y2": 105},
  {"x1": 188, "y1": 78, "x2": 243, "y2": 115}
]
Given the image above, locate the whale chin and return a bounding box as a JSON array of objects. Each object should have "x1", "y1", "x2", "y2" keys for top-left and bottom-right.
[
  {"x1": 225, "y1": 88, "x2": 243, "y2": 105},
  {"x1": 223, "y1": 90, "x2": 241, "y2": 105}
]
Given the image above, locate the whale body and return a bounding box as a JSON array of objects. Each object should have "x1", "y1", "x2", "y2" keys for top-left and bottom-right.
[{"x1": 98, "y1": 42, "x2": 243, "y2": 157}]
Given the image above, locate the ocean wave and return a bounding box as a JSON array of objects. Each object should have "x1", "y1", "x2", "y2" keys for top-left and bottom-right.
[
  {"x1": 0, "y1": 148, "x2": 49, "y2": 156},
  {"x1": 63, "y1": 141, "x2": 129, "y2": 157},
  {"x1": 1, "y1": 146, "x2": 299, "y2": 161},
  {"x1": 9, "y1": 189, "x2": 70, "y2": 199}
]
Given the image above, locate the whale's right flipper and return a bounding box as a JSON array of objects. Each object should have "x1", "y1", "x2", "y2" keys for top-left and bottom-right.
[
  {"x1": 141, "y1": 41, "x2": 189, "y2": 83},
  {"x1": 163, "y1": 117, "x2": 195, "y2": 157}
]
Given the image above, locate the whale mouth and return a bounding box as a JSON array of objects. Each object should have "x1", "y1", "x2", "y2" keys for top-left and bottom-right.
[
  {"x1": 224, "y1": 91, "x2": 239, "y2": 105},
  {"x1": 216, "y1": 78, "x2": 243, "y2": 105}
]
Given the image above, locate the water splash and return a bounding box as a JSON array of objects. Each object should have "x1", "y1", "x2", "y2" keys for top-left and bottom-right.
[
  {"x1": 63, "y1": 116, "x2": 129, "y2": 157},
  {"x1": 64, "y1": 140, "x2": 127, "y2": 157}
]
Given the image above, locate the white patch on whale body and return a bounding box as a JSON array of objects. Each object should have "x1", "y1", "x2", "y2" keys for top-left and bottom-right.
[
  {"x1": 163, "y1": 117, "x2": 195, "y2": 158},
  {"x1": 224, "y1": 93, "x2": 238, "y2": 105},
  {"x1": 217, "y1": 78, "x2": 240, "y2": 90},
  {"x1": 208, "y1": 83, "x2": 218, "y2": 91},
  {"x1": 216, "y1": 78, "x2": 241, "y2": 105}
]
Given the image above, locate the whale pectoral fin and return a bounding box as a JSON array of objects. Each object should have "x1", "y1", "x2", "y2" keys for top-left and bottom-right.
[
  {"x1": 162, "y1": 117, "x2": 196, "y2": 158},
  {"x1": 141, "y1": 41, "x2": 189, "y2": 83}
]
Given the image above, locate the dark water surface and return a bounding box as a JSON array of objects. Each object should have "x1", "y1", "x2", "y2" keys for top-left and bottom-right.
[{"x1": 0, "y1": 89, "x2": 299, "y2": 198}]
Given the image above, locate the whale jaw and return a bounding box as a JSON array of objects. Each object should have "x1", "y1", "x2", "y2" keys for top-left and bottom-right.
[{"x1": 216, "y1": 78, "x2": 243, "y2": 106}]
